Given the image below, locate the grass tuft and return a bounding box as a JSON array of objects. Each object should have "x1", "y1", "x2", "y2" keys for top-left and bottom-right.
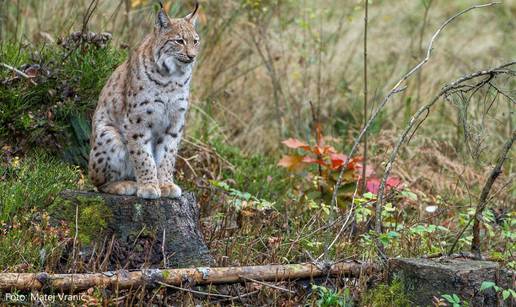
[{"x1": 0, "y1": 153, "x2": 81, "y2": 222}]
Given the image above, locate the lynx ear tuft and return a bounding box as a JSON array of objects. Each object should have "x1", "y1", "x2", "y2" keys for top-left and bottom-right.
[
  {"x1": 155, "y1": 5, "x2": 171, "y2": 30},
  {"x1": 184, "y1": 2, "x2": 199, "y2": 26}
]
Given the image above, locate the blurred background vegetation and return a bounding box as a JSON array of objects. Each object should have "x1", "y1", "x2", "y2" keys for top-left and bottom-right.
[
  {"x1": 1, "y1": 0, "x2": 514, "y2": 151},
  {"x1": 0, "y1": 0, "x2": 514, "y2": 304}
]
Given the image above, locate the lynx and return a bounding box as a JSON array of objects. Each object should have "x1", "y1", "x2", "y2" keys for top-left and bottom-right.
[{"x1": 88, "y1": 3, "x2": 200, "y2": 199}]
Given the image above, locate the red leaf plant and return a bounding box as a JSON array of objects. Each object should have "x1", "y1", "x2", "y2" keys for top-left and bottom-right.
[{"x1": 279, "y1": 133, "x2": 402, "y2": 196}]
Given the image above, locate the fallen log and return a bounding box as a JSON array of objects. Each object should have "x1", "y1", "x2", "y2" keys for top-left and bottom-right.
[{"x1": 0, "y1": 262, "x2": 376, "y2": 292}]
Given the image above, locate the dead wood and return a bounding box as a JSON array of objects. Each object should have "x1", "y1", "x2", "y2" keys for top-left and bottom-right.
[
  {"x1": 59, "y1": 189, "x2": 214, "y2": 270},
  {"x1": 0, "y1": 262, "x2": 377, "y2": 292},
  {"x1": 389, "y1": 258, "x2": 514, "y2": 306},
  {"x1": 471, "y1": 131, "x2": 515, "y2": 258}
]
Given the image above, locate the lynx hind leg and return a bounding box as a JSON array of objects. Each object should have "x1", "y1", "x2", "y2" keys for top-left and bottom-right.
[
  {"x1": 100, "y1": 180, "x2": 138, "y2": 196},
  {"x1": 137, "y1": 183, "x2": 161, "y2": 200},
  {"x1": 89, "y1": 124, "x2": 135, "y2": 190},
  {"x1": 155, "y1": 136, "x2": 181, "y2": 198},
  {"x1": 160, "y1": 183, "x2": 182, "y2": 198}
]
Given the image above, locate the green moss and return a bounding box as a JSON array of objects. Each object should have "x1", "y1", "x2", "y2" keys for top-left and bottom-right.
[
  {"x1": 49, "y1": 195, "x2": 111, "y2": 245},
  {"x1": 362, "y1": 278, "x2": 412, "y2": 307}
]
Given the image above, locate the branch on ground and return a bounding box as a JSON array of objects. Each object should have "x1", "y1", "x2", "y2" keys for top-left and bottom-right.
[{"x1": 0, "y1": 262, "x2": 377, "y2": 292}]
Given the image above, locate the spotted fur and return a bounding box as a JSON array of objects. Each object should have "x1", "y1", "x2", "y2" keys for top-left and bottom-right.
[{"x1": 88, "y1": 3, "x2": 200, "y2": 199}]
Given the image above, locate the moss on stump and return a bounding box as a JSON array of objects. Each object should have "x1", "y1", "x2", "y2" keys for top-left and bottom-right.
[{"x1": 59, "y1": 190, "x2": 214, "y2": 270}]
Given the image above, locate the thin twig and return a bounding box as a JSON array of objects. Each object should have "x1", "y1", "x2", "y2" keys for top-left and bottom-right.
[
  {"x1": 376, "y1": 62, "x2": 515, "y2": 231},
  {"x1": 318, "y1": 180, "x2": 359, "y2": 261},
  {"x1": 156, "y1": 281, "x2": 233, "y2": 299},
  {"x1": 415, "y1": 0, "x2": 434, "y2": 106},
  {"x1": 0, "y1": 62, "x2": 38, "y2": 85},
  {"x1": 161, "y1": 229, "x2": 167, "y2": 268},
  {"x1": 471, "y1": 130, "x2": 515, "y2": 258},
  {"x1": 447, "y1": 171, "x2": 476, "y2": 255},
  {"x1": 361, "y1": 0, "x2": 369, "y2": 192},
  {"x1": 177, "y1": 154, "x2": 198, "y2": 177},
  {"x1": 331, "y1": 2, "x2": 501, "y2": 218},
  {"x1": 81, "y1": 0, "x2": 98, "y2": 34},
  {"x1": 71, "y1": 203, "x2": 79, "y2": 268},
  {"x1": 213, "y1": 290, "x2": 260, "y2": 304},
  {"x1": 448, "y1": 215, "x2": 475, "y2": 256},
  {"x1": 488, "y1": 81, "x2": 516, "y2": 104},
  {"x1": 240, "y1": 276, "x2": 296, "y2": 294}
]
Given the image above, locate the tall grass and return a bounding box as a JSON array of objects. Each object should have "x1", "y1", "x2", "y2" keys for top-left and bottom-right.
[
  {"x1": 0, "y1": 0, "x2": 512, "y2": 209},
  {"x1": 1, "y1": 0, "x2": 513, "y2": 153}
]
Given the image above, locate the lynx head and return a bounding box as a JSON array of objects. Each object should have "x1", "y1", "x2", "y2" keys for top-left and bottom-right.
[{"x1": 153, "y1": 2, "x2": 200, "y2": 73}]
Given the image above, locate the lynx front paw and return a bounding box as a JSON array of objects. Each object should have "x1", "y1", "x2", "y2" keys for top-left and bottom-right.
[
  {"x1": 137, "y1": 183, "x2": 161, "y2": 199},
  {"x1": 160, "y1": 183, "x2": 182, "y2": 198}
]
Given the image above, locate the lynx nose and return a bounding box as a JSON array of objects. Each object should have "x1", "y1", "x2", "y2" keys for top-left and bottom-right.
[{"x1": 187, "y1": 54, "x2": 195, "y2": 61}]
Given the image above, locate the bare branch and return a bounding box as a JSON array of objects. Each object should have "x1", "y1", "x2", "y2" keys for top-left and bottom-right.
[
  {"x1": 0, "y1": 62, "x2": 38, "y2": 85},
  {"x1": 330, "y1": 2, "x2": 500, "y2": 213},
  {"x1": 375, "y1": 62, "x2": 515, "y2": 254},
  {"x1": 471, "y1": 130, "x2": 515, "y2": 258},
  {"x1": 0, "y1": 262, "x2": 376, "y2": 292}
]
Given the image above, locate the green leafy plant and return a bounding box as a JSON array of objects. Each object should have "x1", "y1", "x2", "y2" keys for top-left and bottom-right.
[
  {"x1": 0, "y1": 153, "x2": 82, "y2": 222},
  {"x1": 210, "y1": 179, "x2": 275, "y2": 212},
  {"x1": 0, "y1": 42, "x2": 126, "y2": 161},
  {"x1": 441, "y1": 294, "x2": 466, "y2": 307},
  {"x1": 480, "y1": 281, "x2": 516, "y2": 302},
  {"x1": 311, "y1": 284, "x2": 353, "y2": 307}
]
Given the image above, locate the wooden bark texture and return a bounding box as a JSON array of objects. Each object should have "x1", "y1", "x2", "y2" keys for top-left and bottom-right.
[
  {"x1": 60, "y1": 189, "x2": 214, "y2": 270},
  {"x1": 0, "y1": 262, "x2": 376, "y2": 292},
  {"x1": 389, "y1": 258, "x2": 514, "y2": 306}
]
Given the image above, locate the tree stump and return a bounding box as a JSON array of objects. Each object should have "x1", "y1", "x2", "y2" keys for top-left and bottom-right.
[
  {"x1": 389, "y1": 258, "x2": 514, "y2": 306},
  {"x1": 60, "y1": 190, "x2": 214, "y2": 270}
]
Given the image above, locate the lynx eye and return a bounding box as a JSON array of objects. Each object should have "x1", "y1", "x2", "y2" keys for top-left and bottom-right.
[
  {"x1": 194, "y1": 39, "x2": 199, "y2": 45},
  {"x1": 175, "y1": 39, "x2": 184, "y2": 45}
]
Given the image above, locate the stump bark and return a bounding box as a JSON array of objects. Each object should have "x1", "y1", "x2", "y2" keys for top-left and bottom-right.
[
  {"x1": 60, "y1": 190, "x2": 214, "y2": 270},
  {"x1": 389, "y1": 258, "x2": 514, "y2": 306}
]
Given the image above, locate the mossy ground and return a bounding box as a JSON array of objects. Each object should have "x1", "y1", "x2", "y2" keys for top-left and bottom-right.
[{"x1": 361, "y1": 278, "x2": 412, "y2": 307}]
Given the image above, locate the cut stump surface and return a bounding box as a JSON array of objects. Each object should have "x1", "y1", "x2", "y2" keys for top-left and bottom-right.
[
  {"x1": 389, "y1": 258, "x2": 514, "y2": 306},
  {"x1": 60, "y1": 190, "x2": 214, "y2": 270}
]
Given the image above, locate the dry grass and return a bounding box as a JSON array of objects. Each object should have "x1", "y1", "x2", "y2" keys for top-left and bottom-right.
[{"x1": 2, "y1": 0, "x2": 514, "y2": 153}]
